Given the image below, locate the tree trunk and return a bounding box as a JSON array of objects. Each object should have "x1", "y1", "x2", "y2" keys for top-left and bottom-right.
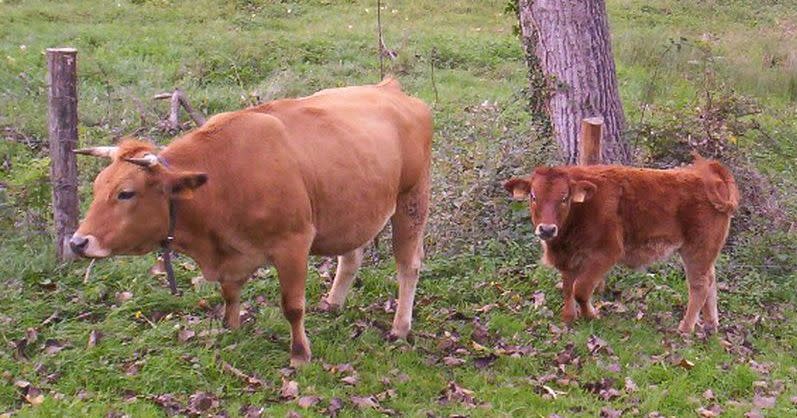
[{"x1": 517, "y1": 0, "x2": 631, "y2": 164}]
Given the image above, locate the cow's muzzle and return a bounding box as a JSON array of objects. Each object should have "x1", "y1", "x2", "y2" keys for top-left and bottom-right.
[
  {"x1": 69, "y1": 235, "x2": 89, "y2": 255},
  {"x1": 535, "y1": 224, "x2": 558, "y2": 241},
  {"x1": 69, "y1": 233, "x2": 110, "y2": 258}
]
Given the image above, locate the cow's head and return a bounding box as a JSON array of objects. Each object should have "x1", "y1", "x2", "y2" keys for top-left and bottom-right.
[
  {"x1": 70, "y1": 139, "x2": 207, "y2": 258},
  {"x1": 504, "y1": 167, "x2": 596, "y2": 241}
]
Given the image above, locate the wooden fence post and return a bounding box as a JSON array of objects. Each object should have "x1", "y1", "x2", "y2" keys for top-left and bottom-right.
[
  {"x1": 47, "y1": 47, "x2": 79, "y2": 261},
  {"x1": 579, "y1": 116, "x2": 603, "y2": 165}
]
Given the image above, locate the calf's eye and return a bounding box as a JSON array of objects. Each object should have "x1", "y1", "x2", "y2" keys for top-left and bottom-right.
[{"x1": 117, "y1": 190, "x2": 136, "y2": 200}]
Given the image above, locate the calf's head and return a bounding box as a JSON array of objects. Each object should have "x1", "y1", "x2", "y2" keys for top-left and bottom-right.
[
  {"x1": 70, "y1": 140, "x2": 207, "y2": 258},
  {"x1": 504, "y1": 167, "x2": 596, "y2": 241}
]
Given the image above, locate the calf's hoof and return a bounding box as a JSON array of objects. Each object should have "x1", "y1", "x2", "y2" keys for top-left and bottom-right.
[
  {"x1": 561, "y1": 304, "x2": 578, "y2": 324},
  {"x1": 223, "y1": 318, "x2": 241, "y2": 330},
  {"x1": 581, "y1": 305, "x2": 598, "y2": 320},
  {"x1": 290, "y1": 344, "x2": 312, "y2": 367},
  {"x1": 677, "y1": 320, "x2": 694, "y2": 334}
]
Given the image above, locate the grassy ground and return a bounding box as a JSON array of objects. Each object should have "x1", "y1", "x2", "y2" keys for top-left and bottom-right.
[
  {"x1": 2, "y1": 236, "x2": 796, "y2": 417},
  {"x1": 2, "y1": 0, "x2": 797, "y2": 416}
]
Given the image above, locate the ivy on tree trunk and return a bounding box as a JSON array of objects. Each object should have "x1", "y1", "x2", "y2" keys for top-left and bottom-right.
[{"x1": 517, "y1": 0, "x2": 631, "y2": 164}]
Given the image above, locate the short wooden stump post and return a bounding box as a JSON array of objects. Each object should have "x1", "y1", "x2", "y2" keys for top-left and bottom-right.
[
  {"x1": 47, "y1": 47, "x2": 79, "y2": 261},
  {"x1": 579, "y1": 117, "x2": 603, "y2": 165}
]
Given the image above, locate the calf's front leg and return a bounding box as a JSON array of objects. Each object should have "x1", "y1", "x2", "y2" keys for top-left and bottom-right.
[
  {"x1": 573, "y1": 261, "x2": 615, "y2": 320},
  {"x1": 221, "y1": 280, "x2": 243, "y2": 329},
  {"x1": 560, "y1": 272, "x2": 578, "y2": 324}
]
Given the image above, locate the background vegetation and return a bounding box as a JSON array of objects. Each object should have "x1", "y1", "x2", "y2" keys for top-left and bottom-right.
[{"x1": 1, "y1": 0, "x2": 795, "y2": 416}]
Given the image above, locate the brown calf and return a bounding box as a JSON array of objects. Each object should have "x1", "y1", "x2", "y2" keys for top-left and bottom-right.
[{"x1": 504, "y1": 155, "x2": 739, "y2": 333}]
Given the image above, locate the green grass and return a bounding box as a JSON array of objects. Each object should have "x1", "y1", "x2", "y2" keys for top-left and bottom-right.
[{"x1": 2, "y1": 0, "x2": 797, "y2": 416}]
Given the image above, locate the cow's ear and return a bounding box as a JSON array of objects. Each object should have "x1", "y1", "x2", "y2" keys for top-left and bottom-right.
[
  {"x1": 504, "y1": 177, "x2": 531, "y2": 201},
  {"x1": 572, "y1": 180, "x2": 596, "y2": 203},
  {"x1": 165, "y1": 172, "x2": 208, "y2": 199}
]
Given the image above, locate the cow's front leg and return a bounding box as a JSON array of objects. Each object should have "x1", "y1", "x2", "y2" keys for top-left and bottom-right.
[
  {"x1": 221, "y1": 280, "x2": 243, "y2": 329},
  {"x1": 560, "y1": 272, "x2": 578, "y2": 324},
  {"x1": 272, "y1": 237, "x2": 313, "y2": 366}
]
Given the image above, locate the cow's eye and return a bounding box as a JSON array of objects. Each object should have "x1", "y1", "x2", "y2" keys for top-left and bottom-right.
[
  {"x1": 530, "y1": 193, "x2": 536, "y2": 202},
  {"x1": 561, "y1": 195, "x2": 568, "y2": 203},
  {"x1": 117, "y1": 190, "x2": 136, "y2": 200}
]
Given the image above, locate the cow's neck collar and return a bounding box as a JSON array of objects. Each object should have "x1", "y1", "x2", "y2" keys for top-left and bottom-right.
[{"x1": 159, "y1": 155, "x2": 180, "y2": 296}]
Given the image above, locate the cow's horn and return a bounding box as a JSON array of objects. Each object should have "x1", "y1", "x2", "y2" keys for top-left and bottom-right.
[
  {"x1": 74, "y1": 146, "x2": 118, "y2": 159},
  {"x1": 123, "y1": 153, "x2": 160, "y2": 168}
]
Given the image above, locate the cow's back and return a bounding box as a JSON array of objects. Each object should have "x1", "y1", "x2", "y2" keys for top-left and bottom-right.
[{"x1": 249, "y1": 80, "x2": 432, "y2": 255}]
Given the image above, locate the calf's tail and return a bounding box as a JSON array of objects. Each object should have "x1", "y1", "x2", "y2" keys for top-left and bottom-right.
[{"x1": 691, "y1": 151, "x2": 740, "y2": 214}]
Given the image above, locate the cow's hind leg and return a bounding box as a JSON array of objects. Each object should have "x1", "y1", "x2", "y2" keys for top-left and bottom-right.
[
  {"x1": 272, "y1": 235, "x2": 313, "y2": 366},
  {"x1": 389, "y1": 183, "x2": 429, "y2": 340},
  {"x1": 320, "y1": 246, "x2": 365, "y2": 311}
]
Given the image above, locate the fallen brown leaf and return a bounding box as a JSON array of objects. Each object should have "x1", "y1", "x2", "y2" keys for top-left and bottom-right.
[
  {"x1": 341, "y1": 375, "x2": 359, "y2": 386},
  {"x1": 87, "y1": 330, "x2": 103, "y2": 349},
  {"x1": 326, "y1": 397, "x2": 343, "y2": 417},
  {"x1": 177, "y1": 328, "x2": 196, "y2": 343},
  {"x1": 187, "y1": 391, "x2": 219, "y2": 414},
  {"x1": 752, "y1": 394, "x2": 776, "y2": 409},
  {"x1": 280, "y1": 380, "x2": 299, "y2": 400},
  {"x1": 297, "y1": 396, "x2": 321, "y2": 409},
  {"x1": 350, "y1": 395, "x2": 379, "y2": 409}
]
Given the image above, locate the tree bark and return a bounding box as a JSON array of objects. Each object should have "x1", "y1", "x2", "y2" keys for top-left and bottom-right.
[
  {"x1": 518, "y1": 0, "x2": 631, "y2": 164},
  {"x1": 47, "y1": 48, "x2": 80, "y2": 261}
]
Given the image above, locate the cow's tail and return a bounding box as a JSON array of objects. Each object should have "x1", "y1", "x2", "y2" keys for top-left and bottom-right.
[{"x1": 691, "y1": 151, "x2": 740, "y2": 214}]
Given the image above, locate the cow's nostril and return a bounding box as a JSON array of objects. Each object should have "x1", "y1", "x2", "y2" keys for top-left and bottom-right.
[{"x1": 69, "y1": 235, "x2": 89, "y2": 255}]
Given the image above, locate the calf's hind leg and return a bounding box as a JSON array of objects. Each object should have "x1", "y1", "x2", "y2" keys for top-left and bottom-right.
[
  {"x1": 389, "y1": 184, "x2": 429, "y2": 339},
  {"x1": 678, "y1": 252, "x2": 717, "y2": 334},
  {"x1": 700, "y1": 265, "x2": 719, "y2": 332}
]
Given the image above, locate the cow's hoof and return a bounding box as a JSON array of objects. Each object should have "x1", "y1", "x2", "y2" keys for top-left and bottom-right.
[
  {"x1": 318, "y1": 298, "x2": 340, "y2": 313},
  {"x1": 388, "y1": 326, "x2": 410, "y2": 341},
  {"x1": 386, "y1": 329, "x2": 414, "y2": 344}
]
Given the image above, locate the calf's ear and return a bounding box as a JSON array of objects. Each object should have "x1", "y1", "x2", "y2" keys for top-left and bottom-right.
[
  {"x1": 164, "y1": 171, "x2": 208, "y2": 199},
  {"x1": 504, "y1": 177, "x2": 531, "y2": 201},
  {"x1": 572, "y1": 180, "x2": 596, "y2": 203}
]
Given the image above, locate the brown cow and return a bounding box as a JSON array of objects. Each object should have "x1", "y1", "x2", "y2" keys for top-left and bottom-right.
[
  {"x1": 504, "y1": 155, "x2": 739, "y2": 333},
  {"x1": 71, "y1": 78, "x2": 432, "y2": 365}
]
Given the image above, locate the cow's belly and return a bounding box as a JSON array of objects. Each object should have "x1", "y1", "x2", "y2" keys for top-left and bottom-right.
[{"x1": 309, "y1": 201, "x2": 396, "y2": 256}]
